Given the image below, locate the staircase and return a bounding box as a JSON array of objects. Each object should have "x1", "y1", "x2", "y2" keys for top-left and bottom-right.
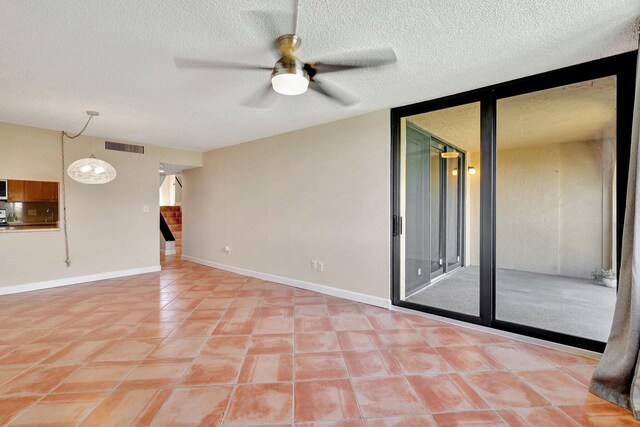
[{"x1": 160, "y1": 206, "x2": 182, "y2": 255}]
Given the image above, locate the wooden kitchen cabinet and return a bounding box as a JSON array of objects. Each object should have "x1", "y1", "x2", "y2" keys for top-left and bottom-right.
[
  {"x1": 7, "y1": 180, "x2": 24, "y2": 201},
  {"x1": 23, "y1": 180, "x2": 58, "y2": 202},
  {"x1": 24, "y1": 181, "x2": 42, "y2": 201},
  {"x1": 5, "y1": 179, "x2": 58, "y2": 202},
  {"x1": 42, "y1": 181, "x2": 58, "y2": 202}
]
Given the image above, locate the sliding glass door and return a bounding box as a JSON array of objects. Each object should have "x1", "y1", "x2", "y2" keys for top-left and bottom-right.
[
  {"x1": 391, "y1": 51, "x2": 636, "y2": 351},
  {"x1": 494, "y1": 76, "x2": 618, "y2": 343},
  {"x1": 398, "y1": 105, "x2": 480, "y2": 318}
]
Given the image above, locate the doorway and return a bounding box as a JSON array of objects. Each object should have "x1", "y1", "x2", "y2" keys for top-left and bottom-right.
[{"x1": 159, "y1": 163, "x2": 188, "y2": 256}]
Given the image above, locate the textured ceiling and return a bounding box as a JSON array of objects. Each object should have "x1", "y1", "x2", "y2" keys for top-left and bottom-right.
[
  {"x1": 0, "y1": 1, "x2": 637, "y2": 152},
  {"x1": 409, "y1": 76, "x2": 616, "y2": 152}
]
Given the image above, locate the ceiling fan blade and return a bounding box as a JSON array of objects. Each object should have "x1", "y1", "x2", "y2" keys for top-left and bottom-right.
[
  {"x1": 308, "y1": 47, "x2": 397, "y2": 74},
  {"x1": 309, "y1": 79, "x2": 360, "y2": 107},
  {"x1": 242, "y1": 83, "x2": 278, "y2": 109},
  {"x1": 174, "y1": 58, "x2": 272, "y2": 71}
]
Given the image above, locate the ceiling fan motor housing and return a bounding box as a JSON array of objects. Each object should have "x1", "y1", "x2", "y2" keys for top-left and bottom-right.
[{"x1": 277, "y1": 34, "x2": 302, "y2": 56}]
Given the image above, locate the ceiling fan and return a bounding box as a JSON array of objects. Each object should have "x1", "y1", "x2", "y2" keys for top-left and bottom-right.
[{"x1": 173, "y1": 0, "x2": 397, "y2": 107}]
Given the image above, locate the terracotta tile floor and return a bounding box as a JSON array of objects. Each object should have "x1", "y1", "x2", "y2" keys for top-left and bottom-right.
[{"x1": 0, "y1": 256, "x2": 638, "y2": 426}]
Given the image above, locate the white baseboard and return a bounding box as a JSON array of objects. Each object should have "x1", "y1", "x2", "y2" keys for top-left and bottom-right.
[
  {"x1": 182, "y1": 256, "x2": 600, "y2": 359},
  {"x1": 182, "y1": 255, "x2": 390, "y2": 309},
  {"x1": 0, "y1": 265, "x2": 162, "y2": 296}
]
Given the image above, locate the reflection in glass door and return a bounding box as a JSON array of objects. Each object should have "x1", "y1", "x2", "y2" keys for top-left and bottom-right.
[
  {"x1": 402, "y1": 118, "x2": 477, "y2": 316},
  {"x1": 429, "y1": 141, "x2": 444, "y2": 280},
  {"x1": 446, "y1": 153, "x2": 462, "y2": 271},
  {"x1": 429, "y1": 142, "x2": 463, "y2": 281},
  {"x1": 398, "y1": 103, "x2": 482, "y2": 317},
  {"x1": 404, "y1": 123, "x2": 430, "y2": 296}
]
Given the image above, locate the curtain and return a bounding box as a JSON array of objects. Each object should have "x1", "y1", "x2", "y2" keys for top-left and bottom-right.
[{"x1": 589, "y1": 40, "x2": 640, "y2": 420}]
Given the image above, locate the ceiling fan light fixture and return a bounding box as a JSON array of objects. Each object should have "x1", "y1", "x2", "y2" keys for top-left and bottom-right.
[{"x1": 271, "y1": 58, "x2": 309, "y2": 96}]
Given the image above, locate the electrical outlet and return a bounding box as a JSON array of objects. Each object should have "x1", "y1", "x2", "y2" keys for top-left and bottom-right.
[
  {"x1": 224, "y1": 246, "x2": 231, "y2": 254},
  {"x1": 28, "y1": 209, "x2": 37, "y2": 216},
  {"x1": 418, "y1": 267, "x2": 422, "y2": 276},
  {"x1": 310, "y1": 260, "x2": 317, "y2": 270},
  {"x1": 317, "y1": 262, "x2": 324, "y2": 272}
]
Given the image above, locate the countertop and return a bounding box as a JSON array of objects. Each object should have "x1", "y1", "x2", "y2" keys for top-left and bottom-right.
[
  {"x1": 0, "y1": 223, "x2": 60, "y2": 233},
  {"x1": 5, "y1": 221, "x2": 58, "y2": 226}
]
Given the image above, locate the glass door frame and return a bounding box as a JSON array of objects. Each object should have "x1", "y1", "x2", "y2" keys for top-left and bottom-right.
[{"x1": 391, "y1": 50, "x2": 637, "y2": 352}]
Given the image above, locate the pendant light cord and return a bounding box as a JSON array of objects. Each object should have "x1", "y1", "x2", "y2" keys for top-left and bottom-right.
[{"x1": 60, "y1": 114, "x2": 95, "y2": 267}]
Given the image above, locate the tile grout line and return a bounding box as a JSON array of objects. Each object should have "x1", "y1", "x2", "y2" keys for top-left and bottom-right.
[
  {"x1": 220, "y1": 292, "x2": 274, "y2": 426},
  {"x1": 0, "y1": 258, "x2": 628, "y2": 425},
  {"x1": 58, "y1": 276, "x2": 184, "y2": 426},
  {"x1": 289, "y1": 301, "x2": 296, "y2": 426},
  {"x1": 329, "y1": 306, "x2": 366, "y2": 424},
  {"x1": 3, "y1": 392, "x2": 49, "y2": 426},
  {"x1": 50, "y1": 272, "x2": 209, "y2": 426}
]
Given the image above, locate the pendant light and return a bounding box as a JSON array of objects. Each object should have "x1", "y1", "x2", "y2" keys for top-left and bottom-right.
[
  {"x1": 67, "y1": 154, "x2": 117, "y2": 184},
  {"x1": 60, "y1": 110, "x2": 117, "y2": 268},
  {"x1": 64, "y1": 111, "x2": 117, "y2": 184}
]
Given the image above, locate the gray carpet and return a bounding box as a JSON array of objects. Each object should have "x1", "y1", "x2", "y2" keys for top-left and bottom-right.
[{"x1": 406, "y1": 266, "x2": 616, "y2": 342}]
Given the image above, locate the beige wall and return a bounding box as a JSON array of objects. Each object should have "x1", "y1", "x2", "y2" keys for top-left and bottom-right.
[
  {"x1": 466, "y1": 139, "x2": 611, "y2": 278},
  {"x1": 183, "y1": 110, "x2": 391, "y2": 300},
  {"x1": 0, "y1": 121, "x2": 201, "y2": 289}
]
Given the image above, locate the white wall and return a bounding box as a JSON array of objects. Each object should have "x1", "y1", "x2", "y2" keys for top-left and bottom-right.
[
  {"x1": 159, "y1": 175, "x2": 172, "y2": 206},
  {"x1": 159, "y1": 175, "x2": 183, "y2": 207},
  {"x1": 0, "y1": 121, "x2": 201, "y2": 290},
  {"x1": 183, "y1": 110, "x2": 391, "y2": 301}
]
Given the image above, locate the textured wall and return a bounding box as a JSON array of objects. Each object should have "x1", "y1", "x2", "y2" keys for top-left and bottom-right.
[{"x1": 485, "y1": 140, "x2": 608, "y2": 278}]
